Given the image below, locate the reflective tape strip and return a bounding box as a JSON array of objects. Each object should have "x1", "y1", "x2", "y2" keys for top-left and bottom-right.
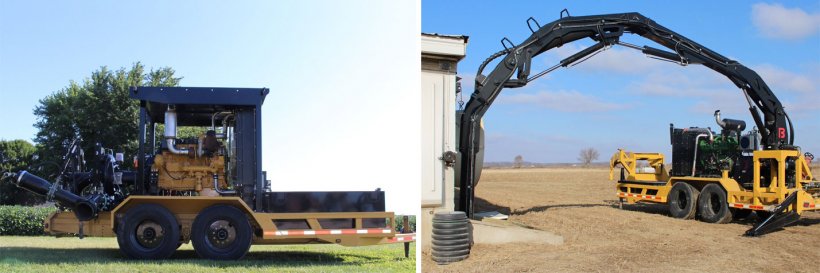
[
  {"x1": 618, "y1": 192, "x2": 662, "y2": 200},
  {"x1": 729, "y1": 203, "x2": 771, "y2": 211},
  {"x1": 264, "y1": 228, "x2": 394, "y2": 237},
  {"x1": 386, "y1": 235, "x2": 416, "y2": 243}
]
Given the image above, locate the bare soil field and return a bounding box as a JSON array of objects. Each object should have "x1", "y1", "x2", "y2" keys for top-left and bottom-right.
[{"x1": 423, "y1": 167, "x2": 820, "y2": 273}]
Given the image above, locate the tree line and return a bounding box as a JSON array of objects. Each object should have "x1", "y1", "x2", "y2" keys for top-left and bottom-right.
[
  {"x1": 510, "y1": 147, "x2": 600, "y2": 169},
  {"x1": 0, "y1": 63, "x2": 181, "y2": 205}
]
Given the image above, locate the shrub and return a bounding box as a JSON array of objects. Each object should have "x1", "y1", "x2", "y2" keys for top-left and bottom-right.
[
  {"x1": 0, "y1": 205, "x2": 57, "y2": 235},
  {"x1": 393, "y1": 215, "x2": 416, "y2": 233}
]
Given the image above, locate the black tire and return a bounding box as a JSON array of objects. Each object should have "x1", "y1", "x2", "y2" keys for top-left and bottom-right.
[
  {"x1": 432, "y1": 237, "x2": 471, "y2": 246},
  {"x1": 116, "y1": 204, "x2": 180, "y2": 259},
  {"x1": 697, "y1": 184, "x2": 733, "y2": 224},
  {"x1": 433, "y1": 254, "x2": 469, "y2": 264},
  {"x1": 431, "y1": 226, "x2": 469, "y2": 235},
  {"x1": 432, "y1": 243, "x2": 471, "y2": 252},
  {"x1": 431, "y1": 233, "x2": 471, "y2": 241},
  {"x1": 432, "y1": 211, "x2": 468, "y2": 221},
  {"x1": 190, "y1": 205, "x2": 253, "y2": 260},
  {"x1": 731, "y1": 208, "x2": 753, "y2": 220},
  {"x1": 667, "y1": 182, "x2": 699, "y2": 219},
  {"x1": 432, "y1": 248, "x2": 471, "y2": 257},
  {"x1": 432, "y1": 222, "x2": 469, "y2": 230}
]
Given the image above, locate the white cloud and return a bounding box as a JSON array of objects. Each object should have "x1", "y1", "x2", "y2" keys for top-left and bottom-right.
[
  {"x1": 631, "y1": 61, "x2": 820, "y2": 114},
  {"x1": 496, "y1": 89, "x2": 627, "y2": 112},
  {"x1": 456, "y1": 73, "x2": 475, "y2": 98},
  {"x1": 483, "y1": 132, "x2": 587, "y2": 163},
  {"x1": 625, "y1": 65, "x2": 752, "y2": 115},
  {"x1": 690, "y1": 92, "x2": 753, "y2": 116},
  {"x1": 785, "y1": 97, "x2": 820, "y2": 113},
  {"x1": 752, "y1": 3, "x2": 820, "y2": 40},
  {"x1": 632, "y1": 66, "x2": 737, "y2": 97},
  {"x1": 754, "y1": 64, "x2": 816, "y2": 94},
  {"x1": 549, "y1": 43, "x2": 661, "y2": 74}
]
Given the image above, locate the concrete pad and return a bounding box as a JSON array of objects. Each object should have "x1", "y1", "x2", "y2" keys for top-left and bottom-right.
[{"x1": 471, "y1": 219, "x2": 564, "y2": 245}]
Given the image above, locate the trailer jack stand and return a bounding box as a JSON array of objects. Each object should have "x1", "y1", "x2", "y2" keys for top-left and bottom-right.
[{"x1": 744, "y1": 193, "x2": 800, "y2": 237}]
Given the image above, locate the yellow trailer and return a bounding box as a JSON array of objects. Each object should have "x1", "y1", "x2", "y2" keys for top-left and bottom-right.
[
  {"x1": 610, "y1": 148, "x2": 819, "y2": 235},
  {"x1": 44, "y1": 196, "x2": 413, "y2": 247}
]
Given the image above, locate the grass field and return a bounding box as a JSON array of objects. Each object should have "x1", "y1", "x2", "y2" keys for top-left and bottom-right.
[{"x1": 0, "y1": 236, "x2": 415, "y2": 273}]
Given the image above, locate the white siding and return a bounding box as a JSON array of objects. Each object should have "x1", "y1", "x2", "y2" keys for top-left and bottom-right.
[{"x1": 420, "y1": 71, "x2": 455, "y2": 207}]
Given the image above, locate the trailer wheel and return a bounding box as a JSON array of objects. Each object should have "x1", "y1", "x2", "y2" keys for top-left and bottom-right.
[
  {"x1": 191, "y1": 205, "x2": 252, "y2": 260},
  {"x1": 116, "y1": 204, "x2": 180, "y2": 259},
  {"x1": 697, "y1": 184, "x2": 733, "y2": 224},
  {"x1": 667, "y1": 182, "x2": 699, "y2": 219}
]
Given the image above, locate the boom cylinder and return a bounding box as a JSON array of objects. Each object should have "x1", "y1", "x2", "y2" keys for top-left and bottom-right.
[{"x1": 14, "y1": 171, "x2": 98, "y2": 221}]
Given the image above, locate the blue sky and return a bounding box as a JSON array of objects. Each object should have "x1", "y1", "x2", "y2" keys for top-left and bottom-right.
[
  {"x1": 0, "y1": 1, "x2": 420, "y2": 214},
  {"x1": 423, "y1": 1, "x2": 820, "y2": 163}
]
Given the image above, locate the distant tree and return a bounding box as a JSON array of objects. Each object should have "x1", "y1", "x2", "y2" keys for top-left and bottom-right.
[
  {"x1": 33, "y1": 63, "x2": 181, "y2": 175},
  {"x1": 578, "y1": 148, "x2": 599, "y2": 167},
  {"x1": 513, "y1": 155, "x2": 524, "y2": 168},
  {"x1": 0, "y1": 139, "x2": 43, "y2": 205},
  {"x1": 393, "y1": 215, "x2": 416, "y2": 232}
]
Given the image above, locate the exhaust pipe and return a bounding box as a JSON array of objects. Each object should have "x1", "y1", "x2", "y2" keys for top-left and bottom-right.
[
  {"x1": 164, "y1": 107, "x2": 189, "y2": 155},
  {"x1": 14, "y1": 171, "x2": 98, "y2": 221}
]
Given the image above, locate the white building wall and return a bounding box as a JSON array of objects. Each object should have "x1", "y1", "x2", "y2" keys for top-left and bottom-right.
[{"x1": 420, "y1": 33, "x2": 466, "y2": 252}]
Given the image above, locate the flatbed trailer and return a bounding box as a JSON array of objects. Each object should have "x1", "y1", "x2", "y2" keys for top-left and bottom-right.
[
  {"x1": 610, "y1": 149, "x2": 820, "y2": 235},
  {"x1": 44, "y1": 196, "x2": 414, "y2": 247},
  {"x1": 45, "y1": 196, "x2": 415, "y2": 246}
]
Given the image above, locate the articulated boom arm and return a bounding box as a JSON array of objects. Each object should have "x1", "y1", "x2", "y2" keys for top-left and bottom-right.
[{"x1": 457, "y1": 12, "x2": 793, "y2": 216}]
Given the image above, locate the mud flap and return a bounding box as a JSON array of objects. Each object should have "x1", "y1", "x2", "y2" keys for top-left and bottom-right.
[{"x1": 744, "y1": 192, "x2": 800, "y2": 237}]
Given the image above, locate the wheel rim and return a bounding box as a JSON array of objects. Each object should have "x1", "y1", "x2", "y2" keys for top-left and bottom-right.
[
  {"x1": 709, "y1": 193, "x2": 721, "y2": 213},
  {"x1": 135, "y1": 220, "x2": 164, "y2": 249},
  {"x1": 677, "y1": 190, "x2": 688, "y2": 210},
  {"x1": 206, "y1": 219, "x2": 237, "y2": 250}
]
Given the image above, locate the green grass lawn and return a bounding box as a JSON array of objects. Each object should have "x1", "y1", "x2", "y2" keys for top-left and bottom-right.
[{"x1": 0, "y1": 236, "x2": 415, "y2": 273}]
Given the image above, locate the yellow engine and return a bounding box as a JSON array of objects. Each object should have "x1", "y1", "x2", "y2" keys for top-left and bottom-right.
[{"x1": 152, "y1": 141, "x2": 228, "y2": 196}]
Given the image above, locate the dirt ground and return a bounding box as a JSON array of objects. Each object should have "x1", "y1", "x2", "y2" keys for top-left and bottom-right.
[{"x1": 422, "y1": 168, "x2": 820, "y2": 273}]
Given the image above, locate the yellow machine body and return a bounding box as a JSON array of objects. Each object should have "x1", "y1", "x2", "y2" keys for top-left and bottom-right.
[
  {"x1": 152, "y1": 142, "x2": 228, "y2": 196},
  {"x1": 610, "y1": 149, "x2": 819, "y2": 215}
]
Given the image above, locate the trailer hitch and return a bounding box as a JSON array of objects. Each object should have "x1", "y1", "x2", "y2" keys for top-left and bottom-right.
[{"x1": 744, "y1": 192, "x2": 799, "y2": 237}]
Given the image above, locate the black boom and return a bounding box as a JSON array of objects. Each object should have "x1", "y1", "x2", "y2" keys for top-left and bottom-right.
[{"x1": 457, "y1": 12, "x2": 793, "y2": 217}]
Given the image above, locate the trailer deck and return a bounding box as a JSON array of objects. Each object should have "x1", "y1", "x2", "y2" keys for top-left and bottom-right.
[{"x1": 45, "y1": 196, "x2": 414, "y2": 248}]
